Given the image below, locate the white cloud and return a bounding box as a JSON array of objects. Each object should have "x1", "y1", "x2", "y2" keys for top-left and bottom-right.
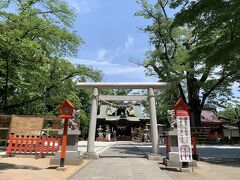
[
  {"x1": 97, "y1": 48, "x2": 108, "y2": 61},
  {"x1": 67, "y1": 0, "x2": 99, "y2": 13},
  {"x1": 98, "y1": 35, "x2": 135, "y2": 62},
  {"x1": 69, "y1": 58, "x2": 157, "y2": 82},
  {"x1": 71, "y1": 58, "x2": 119, "y2": 66},
  {"x1": 124, "y1": 35, "x2": 134, "y2": 50}
]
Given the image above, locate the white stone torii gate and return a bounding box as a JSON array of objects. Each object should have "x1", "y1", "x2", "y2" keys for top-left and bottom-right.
[{"x1": 77, "y1": 82, "x2": 170, "y2": 158}]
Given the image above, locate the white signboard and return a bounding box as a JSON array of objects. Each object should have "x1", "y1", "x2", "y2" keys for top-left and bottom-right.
[{"x1": 177, "y1": 116, "x2": 192, "y2": 162}]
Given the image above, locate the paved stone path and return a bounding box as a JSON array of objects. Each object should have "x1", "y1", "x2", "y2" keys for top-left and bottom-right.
[
  {"x1": 78, "y1": 141, "x2": 117, "y2": 156},
  {"x1": 70, "y1": 141, "x2": 172, "y2": 180},
  {"x1": 100, "y1": 141, "x2": 146, "y2": 158}
]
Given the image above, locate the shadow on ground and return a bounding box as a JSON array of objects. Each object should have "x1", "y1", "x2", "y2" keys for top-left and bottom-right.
[
  {"x1": 158, "y1": 162, "x2": 181, "y2": 172},
  {"x1": 100, "y1": 143, "x2": 146, "y2": 158},
  {"x1": 46, "y1": 166, "x2": 58, "y2": 169},
  {"x1": 159, "y1": 167, "x2": 181, "y2": 172},
  {"x1": 0, "y1": 162, "x2": 42, "y2": 170},
  {"x1": 200, "y1": 158, "x2": 240, "y2": 167}
]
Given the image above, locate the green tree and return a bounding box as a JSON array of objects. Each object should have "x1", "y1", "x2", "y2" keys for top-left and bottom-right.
[
  {"x1": 136, "y1": 0, "x2": 239, "y2": 126},
  {"x1": 0, "y1": 0, "x2": 102, "y2": 115},
  {"x1": 218, "y1": 108, "x2": 240, "y2": 124},
  {"x1": 173, "y1": 0, "x2": 240, "y2": 67}
]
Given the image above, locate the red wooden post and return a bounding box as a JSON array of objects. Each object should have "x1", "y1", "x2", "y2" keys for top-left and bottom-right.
[
  {"x1": 19, "y1": 135, "x2": 24, "y2": 153},
  {"x1": 60, "y1": 118, "x2": 69, "y2": 167},
  {"x1": 40, "y1": 135, "x2": 45, "y2": 156},
  {"x1": 24, "y1": 136, "x2": 29, "y2": 153},
  {"x1": 30, "y1": 135, "x2": 34, "y2": 153},
  {"x1": 165, "y1": 135, "x2": 169, "y2": 155},
  {"x1": 6, "y1": 133, "x2": 14, "y2": 156},
  {"x1": 57, "y1": 137, "x2": 60, "y2": 152},
  {"x1": 46, "y1": 137, "x2": 51, "y2": 154},
  {"x1": 192, "y1": 133, "x2": 198, "y2": 160},
  {"x1": 14, "y1": 135, "x2": 19, "y2": 154},
  {"x1": 51, "y1": 137, "x2": 56, "y2": 154},
  {"x1": 58, "y1": 99, "x2": 74, "y2": 167}
]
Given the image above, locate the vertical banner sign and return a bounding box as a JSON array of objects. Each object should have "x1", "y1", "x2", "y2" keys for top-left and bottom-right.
[{"x1": 176, "y1": 110, "x2": 192, "y2": 162}]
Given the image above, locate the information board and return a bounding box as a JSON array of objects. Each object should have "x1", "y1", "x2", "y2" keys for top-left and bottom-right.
[{"x1": 177, "y1": 116, "x2": 192, "y2": 162}]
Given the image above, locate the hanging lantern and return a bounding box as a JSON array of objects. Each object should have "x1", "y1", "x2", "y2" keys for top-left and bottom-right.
[
  {"x1": 106, "y1": 106, "x2": 112, "y2": 115},
  {"x1": 128, "y1": 106, "x2": 135, "y2": 116}
]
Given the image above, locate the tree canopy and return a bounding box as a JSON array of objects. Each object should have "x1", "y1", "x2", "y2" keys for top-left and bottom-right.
[
  {"x1": 174, "y1": 0, "x2": 240, "y2": 67},
  {"x1": 0, "y1": 1, "x2": 103, "y2": 136},
  {"x1": 136, "y1": 0, "x2": 239, "y2": 126}
]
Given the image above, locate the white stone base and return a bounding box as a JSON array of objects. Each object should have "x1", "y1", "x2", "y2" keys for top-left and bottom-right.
[{"x1": 84, "y1": 152, "x2": 99, "y2": 159}]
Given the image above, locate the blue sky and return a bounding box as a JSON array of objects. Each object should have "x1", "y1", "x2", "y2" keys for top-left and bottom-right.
[
  {"x1": 66, "y1": 0, "x2": 239, "y2": 98},
  {"x1": 67, "y1": 0, "x2": 158, "y2": 82}
]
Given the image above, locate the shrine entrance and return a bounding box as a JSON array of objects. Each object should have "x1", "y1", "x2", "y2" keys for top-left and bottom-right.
[
  {"x1": 77, "y1": 82, "x2": 170, "y2": 158},
  {"x1": 114, "y1": 119, "x2": 132, "y2": 141},
  {"x1": 96, "y1": 98, "x2": 150, "y2": 141}
]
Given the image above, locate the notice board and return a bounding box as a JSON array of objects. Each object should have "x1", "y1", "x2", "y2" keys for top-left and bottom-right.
[
  {"x1": 177, "y1": 115, "x2": 192, "y2": 162},
  {"x1": 10, "y1": 115, "x2": 44, "y2": 136}
]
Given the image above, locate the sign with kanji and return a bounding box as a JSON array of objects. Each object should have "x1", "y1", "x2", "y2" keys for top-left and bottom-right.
[
  {"x1": 177, "y1": 116, "x2": 192, "y2": 162},
  {"x1": 174, "y1": 99, "x2": 192, "y2": 162}
]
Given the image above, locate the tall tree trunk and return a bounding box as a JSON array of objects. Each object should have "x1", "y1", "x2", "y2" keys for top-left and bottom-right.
[
  {"x1": 189, "y1": 102, "x2": 201, "y2": 127},
  {"x1": 187, "y1": 75, "x2": 201, "y2": 127}
]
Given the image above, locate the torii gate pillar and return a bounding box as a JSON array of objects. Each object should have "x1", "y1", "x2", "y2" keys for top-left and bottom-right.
[
  {"x1": 148, "y1": 88, "x2": 159, "y2": 154},
  {"x1": 85, "y1": 87, "x2": 99, "y2": 159}
]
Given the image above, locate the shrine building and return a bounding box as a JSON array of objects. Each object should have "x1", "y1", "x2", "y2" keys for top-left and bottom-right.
[{"x1": 96, "y1": 103, "x2": 150, "y2": 141}]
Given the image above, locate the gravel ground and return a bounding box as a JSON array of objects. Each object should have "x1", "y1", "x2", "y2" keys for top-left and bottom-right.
[
  {"x1": 158, "y1": 160, "x2": 240, "y2": 180},
  {"x1": 0, "y1": 157, "x2": 90, "y2": 180}
]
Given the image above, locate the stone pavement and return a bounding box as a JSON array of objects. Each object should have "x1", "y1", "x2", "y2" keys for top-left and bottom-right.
[
  {"x1": 70, "y1": 141, "x2": 172, "y2": 180},
  {"x1": 77, "y1": 141, "x2": 117, "y2": 156},
  {"x1": 70, "y1": 158, "x2": 172, "y2": 180},
  {"x1": 100, "y1": 141, "x2": 146, "y2": 158}
]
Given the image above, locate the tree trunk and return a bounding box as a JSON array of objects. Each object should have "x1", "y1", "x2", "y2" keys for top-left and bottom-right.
[
  {"x1": 187, "y1": 76, "x2": 202, "y2": 127},
  {"x1": 189, "y1": 103, "x2": 201, "y2": 127}
]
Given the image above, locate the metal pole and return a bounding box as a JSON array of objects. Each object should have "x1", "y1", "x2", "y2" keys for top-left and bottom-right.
[
  {"x1": 148, "y1": 88, "x2": 159, "y2": 154},
  {"x1": 87, "y1": 87, "x2": 98, "y2": 154},
  {"x1": 60, "y1": 118, "x2": 68, "y2": 167}
]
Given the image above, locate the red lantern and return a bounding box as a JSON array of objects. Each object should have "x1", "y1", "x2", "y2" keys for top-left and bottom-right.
[
  {"x1": 58, "y1": 99, "x2": 74, "y2": 119},
  {"x1": 57, "y1": 99, "x2": 75, "y2": 168}
]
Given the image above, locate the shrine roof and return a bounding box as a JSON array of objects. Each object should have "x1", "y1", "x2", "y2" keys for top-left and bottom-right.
[{"x1": 201, "y1": 110, "x2": 227, "y2": 125}]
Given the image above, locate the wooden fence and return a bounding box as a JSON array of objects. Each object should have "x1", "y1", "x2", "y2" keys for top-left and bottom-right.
[{"x1": 6, "y1": 133, "x2": 60, "y2": 157}]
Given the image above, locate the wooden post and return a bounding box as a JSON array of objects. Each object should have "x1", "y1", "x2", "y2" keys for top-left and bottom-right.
[
  {"x1": 14, "y1": 135, "x2": 19, "y2": 154},
  {"x1": 25, "y1": 136, "x2": 29, "y2": 154},
  {"x1": 58, "y1": 99, "x2": 74, "y2": 167},
  {"x1": 60, "y1": 118, "x2": 68, "y2": 167},
  {"x1": 51, "y1": 137, "x2": 56, "y2": 153},
  {"x1": 29, "y1": 135, "x2": 34, "y2": 153},
  {"x1": 35, "y1": 136, "x2": 40, "y2": 154},
  {"x1": 192, "y1": 133, "x2": 198, "y2": 160},
  {"x1": 165, "y1": 135, "x2": 169, "y2": 156},
  {"x1": 6, "y1": 133, "x2": 14, "y2": 156},
  {"x1": 19, "y1": 135, "x2": 24, "y2": 153}
]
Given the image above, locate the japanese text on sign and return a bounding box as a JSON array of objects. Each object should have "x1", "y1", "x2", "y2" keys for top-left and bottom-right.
[{"x1": 177, "y1": 116, "x2": 192, "y2": 162}]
